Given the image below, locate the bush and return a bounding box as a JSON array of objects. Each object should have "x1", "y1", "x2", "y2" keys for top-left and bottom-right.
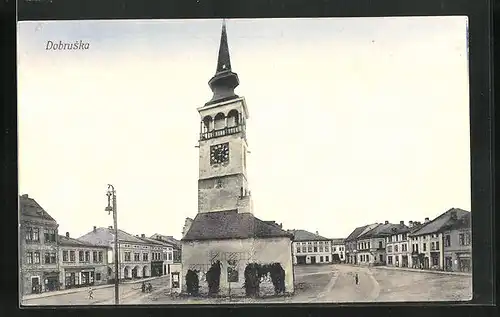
[
  {"x1": 185, "y1": 269, "x2": 199, "y2": 295},
  {"x1": 244, "y1": 263, "x2": 264, "y2": 297},
  {"x1": 268, "y1": 263, "x2": 286, "y2": 294},
  {"x1": 206, "y1": 261, "x2": 221, "y2": 296}
]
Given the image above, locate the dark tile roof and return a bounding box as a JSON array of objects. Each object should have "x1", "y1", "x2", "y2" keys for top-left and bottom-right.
[
  {"x1": 181, "y1": 210, "x2": 293, "y2": 241},
  {"x1": 58, "y1": 235, "x2": 110, "y2": 249},
  {"x1": 78, "y1": 227, "x2": 150, "y2": 246},
  {"x1": 441, "y1": 212, "x2": 471, "y2": 231},
  {"x1": 410, "y1": 208, "x2": 470, "y2": 236},
  {"x1": 19, "y1": 195, "x2": 57, "y2": 223},
  {"x1": 387, "y1": 224, "x2": 411, "y2": 236},
  {"x1": 345, "y1": 225, "x2": 368, "y2": 242},
  {"x1": 288, "y1": 229, "x2": 331, "y2": 242},
  {"x1": 358, "y1": 223, "x2": 403, "y2": 239}
]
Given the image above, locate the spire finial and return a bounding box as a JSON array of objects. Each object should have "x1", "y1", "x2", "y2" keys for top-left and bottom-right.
[{"x1": 205, "y1": 18, "x2": 240, "y2": 106}]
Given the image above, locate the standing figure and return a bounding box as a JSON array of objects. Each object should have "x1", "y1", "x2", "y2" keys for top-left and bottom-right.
[
  {"x1": 141, "y1": 282, "x2": 146, "y2": 293},
  {"x1": 147, "y1": 283, "x2": 152, "y2": 293},
  {"x1": 354, "y1": 273, "x2": 359, "y2": 285},
  {"x1": 88, "y1": 287, "x2": 94, "y2": 299}
]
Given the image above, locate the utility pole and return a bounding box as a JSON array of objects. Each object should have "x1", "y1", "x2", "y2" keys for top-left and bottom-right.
[{"x1": 106, "y1": 184, "x2": 119, "y2": 305}]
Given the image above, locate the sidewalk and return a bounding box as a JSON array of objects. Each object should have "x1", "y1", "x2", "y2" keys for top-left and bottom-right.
[
  {"x1": 22, "y1": 276, "x2": 162, "y2": 301},
  {"x1": 373, "y1": 265, "x2": 472, "y2": 276}
]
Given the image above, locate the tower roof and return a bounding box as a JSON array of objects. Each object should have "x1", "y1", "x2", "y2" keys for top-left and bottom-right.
[{"x1": 206, "y1": 19, "x2": 240, "y2": 106}]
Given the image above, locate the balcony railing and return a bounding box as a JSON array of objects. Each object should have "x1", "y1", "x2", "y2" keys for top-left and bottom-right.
[{"x1": 200, "y1": 125, "x2": 243, "y2": 140}]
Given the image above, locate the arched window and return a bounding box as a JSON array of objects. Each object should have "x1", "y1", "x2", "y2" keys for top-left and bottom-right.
[
  {"x1": 202, "y1": 116, "x2": 213, "y2": 133},
  {"x1": 227, "y1": 109, "x2": 239, "y2": 127},
  {"x1": 214, "y1": 113, "x2": 225, "y2": 130}
]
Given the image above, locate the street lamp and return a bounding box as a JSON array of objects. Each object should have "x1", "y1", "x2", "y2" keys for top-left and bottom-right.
[{"x1": 106, "y1": 184, "x2": 120, "y2": 305}]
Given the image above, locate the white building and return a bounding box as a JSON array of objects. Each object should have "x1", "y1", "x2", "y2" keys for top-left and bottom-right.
[
  {"x1": 78, "y1": 226, "x2": 170, "y2": 280},
  {"x1": 331, "y1": 238, "x2": 345, "y2": 263},
  {"x1": 408, "y1": 208, "x2": 470, "y2": 270},
  {"x1": 289, "y1": 230, "x2": 332, "y2": 265}
]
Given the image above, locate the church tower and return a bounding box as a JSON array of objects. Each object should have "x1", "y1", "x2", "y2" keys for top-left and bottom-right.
[{"x1": 197, "y1": 20, "x2": 253, "y2": 214}]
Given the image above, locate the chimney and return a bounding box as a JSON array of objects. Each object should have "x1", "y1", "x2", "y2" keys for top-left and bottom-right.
[
  {"x1": 384, "y1": 220, "x2": 389, "y2": 224},
  {"x1": 108, "y1": 226, "x2": 113, "y2": 230},
  {"x1": 315, "y1": 231, "x2": 319, "y2": 235},
  {"x1": 279, "y1": 223, "x2": 283, "y2": 228},
  {"x1": 93, "y1": 226, "x2": 97, "y2": 232},
  {"x1": 424, "y1": 217, "x2": 430, "y2": 223},
  {"x1": 400, "y1": 221, "x2": 404, "y2": 226},
  {"x1": 409, "y1": 221, "x2": 414, "y2": 227},
  {"x1": 65, "y1": 232, "x2": 69, "y2": 238},
  {"x1": 450, "y1": 210, "x2": 457, "y2": 220},
  {"x1": 141, "y1": 234, "x2": 145, "y2": 238}
]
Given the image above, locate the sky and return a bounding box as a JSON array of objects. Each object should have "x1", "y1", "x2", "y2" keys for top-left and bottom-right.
[{"x1": 17, "y1": 17, "x2": 470, "y2": 240}]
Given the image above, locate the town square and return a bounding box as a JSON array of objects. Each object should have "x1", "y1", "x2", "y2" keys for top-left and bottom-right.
[{"x1": 17, "y1": 17, "x2": 471, "y2": 305}]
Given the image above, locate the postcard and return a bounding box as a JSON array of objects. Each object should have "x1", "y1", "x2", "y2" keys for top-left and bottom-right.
[{"x1": 17, "y1": 17, "x2": 472, "y2": 305}]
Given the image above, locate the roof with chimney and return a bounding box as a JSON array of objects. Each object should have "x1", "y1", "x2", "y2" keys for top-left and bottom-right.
[
  {"x1": 137, "y1": 235, "x2": 175, "y2": 248},
  {"x1": 345, "y1": 223, "x2": 379, "y2": 242},
  {"x1": 358, "y1": 222, "x2": 403, "y2": 239},
  {"x1": 78, "y1": 227, "x2": 152, "y2": 246},
  {"x1": 287, "y1": 229, "x2": 331, "y2": 242},
  {"x1": 58, "y1": 234, "x2": 110, "y2": 249},
  {"x1": 19, "y1": 194, "x2": 57, "y2": 222},
  {"x1": 150, "y1": 234, "x2": 181, "y2": 249},
  {"x1": 411, "y1": 208, "x2": 470, "y2": 236},
  {"x1": 181, "y1": 210, "x2": 293, "y2": 241},
  {"x1": 442, "y1": 212, "x2": 471, "y2": 231}
]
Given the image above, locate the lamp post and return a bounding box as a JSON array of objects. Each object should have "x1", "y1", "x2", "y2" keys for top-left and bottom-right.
[{"x1": 105, "y1": 184, "x2": 119, "y2": 305}]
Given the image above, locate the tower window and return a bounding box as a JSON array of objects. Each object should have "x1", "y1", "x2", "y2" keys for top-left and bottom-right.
[
  {"x1": 214, "y1": 113, "x2": 225, "y2": 130},
  {"x1": 202, "y1": 116, "x2": 213, "y2": 132},
  {"x1": 227, "y1": 110, "x2": 239, "y2": 127}
]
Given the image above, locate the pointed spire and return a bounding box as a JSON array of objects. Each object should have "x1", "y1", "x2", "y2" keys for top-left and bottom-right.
[
  {"x1": 206, "y1": 19, "x2": 240, "y2": 106},
  {"x1": 216, "y1": 19, "x2": 232, "y2": 73}
]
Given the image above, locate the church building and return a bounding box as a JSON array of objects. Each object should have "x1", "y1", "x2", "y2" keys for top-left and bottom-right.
[{"x1": 180, "y1": 20, "x2": 295, "y2": 297}]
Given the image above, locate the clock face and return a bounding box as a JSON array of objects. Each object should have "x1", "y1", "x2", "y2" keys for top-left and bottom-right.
[{"x1": 210, "y1": 143, "x2": 229, "y2": 165}]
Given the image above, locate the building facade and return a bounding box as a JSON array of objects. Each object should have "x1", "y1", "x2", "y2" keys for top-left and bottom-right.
[
  {"x1": 356, "y1": 221, "x2": 402, "y2": 266},
  {"x1": 58, "y1": 232, "x2": 110, "y2": 289},
  {"x1": 385, "y1": 221, "x2": 410, "y2": 268},
  {"x1": 289, "y1": 230, "x2": 332, "y2": 265},
  {"x1": 78, "y1": 227, "x2": 166, "y2": 281},
  {"x1": 331, "y1": 238, "x2": 345, "y2": 263},
  {"x1": 442, "y1": 213, "x2": 471, "y2": 272},
  {"x1": 19, "y1": 194, "x2": 60, "y2": 296},
  {"x1": 138, "y1": 235, "x2": 175, "y2": 276},
  {"x1": 409, "y1": 208, "x2": 470, "y2": 270},
  {"x1": 181, "y1": 21, "x2": 294, "y2": 297},
  {"x1": 345, "y1": 223, "x2": 379, "y2": 265}
]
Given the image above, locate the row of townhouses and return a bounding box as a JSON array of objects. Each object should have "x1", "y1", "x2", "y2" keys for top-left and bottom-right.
[
  {"x1": 287, "y1": 230, "x2": 346, "y2": 265},
  {"x1": 344, "y1": 208, "x2": 471, "y2": 272},
  {"x1": 19, "y1": 194, "x2": 182, "y2": 296}
]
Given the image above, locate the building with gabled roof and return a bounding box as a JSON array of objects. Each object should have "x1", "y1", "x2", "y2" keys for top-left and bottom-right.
[
  {"x1": 58, "y1": 232, "x2": 110, "y2": 289},
  {"x1": 79, "y1": 226, "x2": 170, "y2": 280},
  {"x1": 408, "y1": 208, "x2": 470, "y2": 270},
  {"x1": 181, "y1": 20, "x2": 294, "y2": 297},
  {"x1": 344, "y1": 223, "x2": 378, "y2": 264},
  {"x1": 330, "y1": 238, "x2": 346, "y2": 263},
  {"x1": 19, "y1": 194, "x2": 60, "y2": 296},
  {"x1": 356, "y1": 221, "x2": 404, "y2": 266},
  {"x1": 442, "y1": 212, "x2": 471, "y2": 272},
  {"x1": 288, "y1": 229, "x2": 333, "y2": 265}
]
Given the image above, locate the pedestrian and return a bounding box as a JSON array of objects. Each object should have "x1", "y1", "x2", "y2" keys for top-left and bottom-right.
[
  {"x1": 354, "y1": 273, "x2": 359, "y2": 285},
  {"x1": 147, "y1": 283, "x2": 152, "y2": 293},
  {"x1": 141, "y1": 282, "x2": 146, "y2": 293},
  {"x1": 88, "y1": 287, "x2": 94, "y2": 299}
]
